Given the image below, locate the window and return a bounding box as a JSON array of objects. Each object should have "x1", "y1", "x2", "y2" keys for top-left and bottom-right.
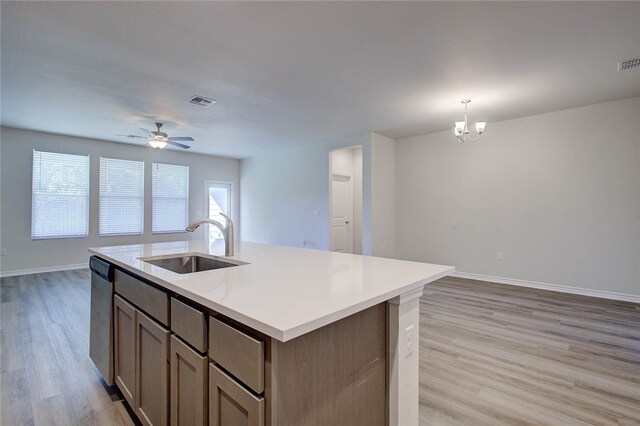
[
  {"x1": 152, "y1": 163, "x2": 189, "y2": 233},
  {"x1": 31, "y1": 150, "x2": 90, "y2": 239},
  {"x1": 99, "y1": 158, "x2": 144, "y2": 236}
]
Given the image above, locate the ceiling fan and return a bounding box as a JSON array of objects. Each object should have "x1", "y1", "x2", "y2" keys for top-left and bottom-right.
[{"x1": 115, "y1": 122, "x2": 194, "y2": 149}]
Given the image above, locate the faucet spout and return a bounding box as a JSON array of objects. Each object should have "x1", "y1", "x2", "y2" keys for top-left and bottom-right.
[{"x1": 185, "y1": 213, "x2": 234, "y2": 256}]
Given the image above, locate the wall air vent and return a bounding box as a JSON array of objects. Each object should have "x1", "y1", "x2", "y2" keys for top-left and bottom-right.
[
  {"x1": 617, "y1": 57, "x2": 640, "y2": 72},
  {"x1": 188, "y1": 95, "x2": 216, "y2": 107}
]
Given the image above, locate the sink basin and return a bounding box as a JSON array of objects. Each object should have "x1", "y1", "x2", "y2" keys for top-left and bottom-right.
[{"x1": 143, "y1": 255, "x2": 244, "y2": 274}]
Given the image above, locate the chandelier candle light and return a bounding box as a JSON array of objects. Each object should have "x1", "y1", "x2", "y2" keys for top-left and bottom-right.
[{"x1": 453, "y1": 99, "x2": 486, "y2": 143}]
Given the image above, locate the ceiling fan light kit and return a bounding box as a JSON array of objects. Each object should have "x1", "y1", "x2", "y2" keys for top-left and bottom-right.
[
  {"x1": 453, "y1": 99, "x2": 486, "y2": 143},
  {"x1": 116, "y1": 122, "x2": 194, "y2": 149},
  {"x1": 148, "y1": 138, "x2": 168, "y2": 149}
]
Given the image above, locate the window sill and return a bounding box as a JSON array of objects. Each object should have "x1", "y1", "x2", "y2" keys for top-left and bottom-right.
[
  {"x1": 32, "y1": 234, "x2": 88, "y2": 241},
  {"x1": 151, "y1": 230, "x2": 189, "y2": 235}
]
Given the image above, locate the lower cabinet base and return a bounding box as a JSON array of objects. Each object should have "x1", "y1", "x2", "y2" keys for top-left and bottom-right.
[
  {"x1": 209, "y1": 364, "x2": 265, "y2": 426},
  {"x1": 171, "y1": 336, "x2": 208, "y2": 426},
  {"x1": 115, "y1": 303, "x2": 386, "y2": 426},
  {"x1": 114, "y1": 295, "x2": 170, "y2": 426},
  {"x1": 135, "y1": 311, "x2": 169, "y2": 426}
]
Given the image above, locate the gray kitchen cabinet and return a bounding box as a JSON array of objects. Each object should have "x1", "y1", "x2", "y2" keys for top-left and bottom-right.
[
  {"x1": 171, "y1": 335, "x2": 208, "y2": 426},
  {"x1": 135, "y1": 310, "x2": 170, "y2": 426},
  {"x1": 114, "y1": 294, "x2": 136, "y2": 408},
  {"x1": 171, "y1": 298, "x2": 207, "y2": 353},
  {"x1": 208, "y1": 317, "x2": 264, "y2": 394},
  {"x1": 115, "y1": 269, "x2": 169, "y2": 326},
  {"x1": 114, "y1": 285, "x2": 169, "y2": 426},
  {"x1": 209, "y1": 363, "x2": 264, "y2": 426}
]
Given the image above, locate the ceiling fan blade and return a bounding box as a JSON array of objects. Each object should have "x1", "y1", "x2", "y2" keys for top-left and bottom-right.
[
  {"x1": 167, "y1": 140, "x2": 191, "y2": 149},
  {"x1": 139, "y1": 128, "x2": 154, "y2": 135},
  {"x1": 168, "y1": 136, "x2": 194, "y2": 142},
  {"x1": 115, "y1": 134, "x2": 146, "y2": 139}
]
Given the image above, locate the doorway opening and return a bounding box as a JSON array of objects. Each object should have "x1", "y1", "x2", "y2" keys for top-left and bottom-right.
[
  {"x1": 204, "y1": 181, "x2": 231, "y2": 249},
  {"x1": 329, "y1": 146, "x2": 363, "y2": 254}
]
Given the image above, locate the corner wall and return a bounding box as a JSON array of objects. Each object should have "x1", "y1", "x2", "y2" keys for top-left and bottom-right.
[
  {"x1": 370, "y1": 133, "x2": 396, "y2": 258},
  {"x1": 395, "y1": 97, "x2": 640, "y2": 297},
  {"x1": 0, "y1": 127, "x2": 241, "y2": 274},
  {"x1": 240, "y1": 132, "x2": 394, "y2": 257},
  {"x1": 240, "y1": 133, "x2": 372, "y2": 252}
]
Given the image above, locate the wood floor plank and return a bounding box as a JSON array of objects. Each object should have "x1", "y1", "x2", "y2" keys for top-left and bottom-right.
[
  {"x1": 420, "y1": 276, "x2": 640, "y2": 425},
  {"x1": 0, "y1": 368, "x2": 35, "y2": 425},
  {"x1": 0, "y1": 270, "x2": 133, "y2": 426}
]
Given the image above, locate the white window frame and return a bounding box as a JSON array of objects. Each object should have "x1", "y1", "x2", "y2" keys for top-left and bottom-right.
[
  {"x1": 31, "y1": 149, "x2": 90, "y2": 240},
  {"x1": 99, "y1": 157, "x2": 145, "y2": 237},
  {"x1": 152, "y1": 162, "x2": 190, "y2": 234}
]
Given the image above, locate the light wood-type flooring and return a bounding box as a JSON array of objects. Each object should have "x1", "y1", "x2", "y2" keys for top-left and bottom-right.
[
  {"x1": 1, "y1": 270, "x2": 134, "y2": 426},
  {"x1": 1, "y1": 270, "x2": 639, "y2": 425},
  {"x1": 420, "y1": 276, "x2": 640, "y2": 425}
]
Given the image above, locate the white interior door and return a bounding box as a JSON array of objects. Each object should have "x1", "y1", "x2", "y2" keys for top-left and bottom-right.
[{"x1": 330, "y1": 174, "x2": 353, "y2": 253}]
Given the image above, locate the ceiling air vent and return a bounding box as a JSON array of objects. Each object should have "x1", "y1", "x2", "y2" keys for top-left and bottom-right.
[
  {"x1": 617, "y1": 57, "x2": 640, "y2": 72},
  {"x1": 188, "y1": 95, "x2": 216, "y2": 107}
]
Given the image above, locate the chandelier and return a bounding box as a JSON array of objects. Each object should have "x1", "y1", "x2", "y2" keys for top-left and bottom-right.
[{"x1": 453, "y1": 99, "x2": 486, "y2": 143}]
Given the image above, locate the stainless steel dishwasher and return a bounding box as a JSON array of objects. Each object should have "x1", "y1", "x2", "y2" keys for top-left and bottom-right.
[{"x1": 89, "y1": 256, "x2": 114, "y2": 386}]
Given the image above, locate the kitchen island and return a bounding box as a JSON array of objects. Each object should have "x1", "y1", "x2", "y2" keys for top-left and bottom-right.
[{"x1": 90, "y1": 240, "x2": 453, "y2": 426}]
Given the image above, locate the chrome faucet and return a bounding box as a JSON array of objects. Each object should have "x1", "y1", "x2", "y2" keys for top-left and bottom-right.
[{"x1": 185, "y1": 213, "x2": 235, "y2": 256}]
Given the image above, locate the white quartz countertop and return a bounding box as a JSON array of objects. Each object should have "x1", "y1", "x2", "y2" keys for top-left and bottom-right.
[{"x1": 89, "y1": 241, "x2": 454, "y2": 342}]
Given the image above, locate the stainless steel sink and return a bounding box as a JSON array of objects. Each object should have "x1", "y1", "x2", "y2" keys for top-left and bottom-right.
[{"x1": 143, "y1": 255, "x2": 245, "y2": 274}]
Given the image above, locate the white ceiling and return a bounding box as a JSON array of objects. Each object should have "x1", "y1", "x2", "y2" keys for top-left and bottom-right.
[{"x1": 2, "y1": 2, "x2": 639, "y2": 159}]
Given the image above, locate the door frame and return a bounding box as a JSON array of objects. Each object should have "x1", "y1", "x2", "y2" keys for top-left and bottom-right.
[{"x1": 329, "y1": 172, "x2": 354, "y2": 253}]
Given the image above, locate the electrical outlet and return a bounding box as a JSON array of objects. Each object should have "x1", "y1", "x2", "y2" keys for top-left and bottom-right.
[
  {"x1": 497, "y1": 252, "x2": 503, "y2": 261},
  {"x1": 405, "y1": 325, "x2": 415, "y2": 355},
  {"x1": 313, "y1": 210, "x2": 319, "y2": 216},
  {"x1": 0, "y1": 249, "x2": 6, "y2": 256}
]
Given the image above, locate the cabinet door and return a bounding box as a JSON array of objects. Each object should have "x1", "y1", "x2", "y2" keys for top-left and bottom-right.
[
  {"x1": 171, "y1": 336, "x2": 208, "y2": 426},
  {"x1": 135, "y1": 310, "x2": 170, "y2": 426},
  {"x1": 114, "y1": 295, "x2": 136, "y2": 408},
  {"x1": 209, "y1": 364, "x2": 264, "y2": 426}
]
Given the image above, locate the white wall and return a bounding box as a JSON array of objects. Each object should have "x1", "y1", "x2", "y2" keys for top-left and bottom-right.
[
  {"x1": 241, "y1": 133, "x2": 372, "y2": 251},
  {"x1": 241, "y1": 131, "x2": 395, "y2": 256},
  {"x1": 395, "y1": 97, "x2": 640, "y2": 297},
  {"x1": 0, "y1": 127, "x2": 240, "y2": 273},
  {"x1": 330, "y1": 148, "x2": 355, "y2": 176},
  {"x1": 370, "y1": 133, "x2": 396, "y2": 258},
  {"x1": 352, "y1": 147, "x2": 363, "y2": 255},
  {"x1": 329, "y1": 146, "x2": 363, "y2": 254}
]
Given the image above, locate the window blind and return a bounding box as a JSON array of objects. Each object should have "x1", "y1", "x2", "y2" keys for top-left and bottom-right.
[
  {"x1": 152, "y1": 163, "x2": 189, "y2": 233},
  {"x1": 99, "y1": 158, "x2": 144, "y2": 236},
  {"x1": 31, "y1": 150, "x2": 90, "y2": 239}
]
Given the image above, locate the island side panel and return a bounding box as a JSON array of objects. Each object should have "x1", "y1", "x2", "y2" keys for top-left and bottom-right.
[
  {"x1": 269, "y1": 303, "x2": 387, "y2": 426},
  {"x1": 387, "y1": 286, "x2": 424, "y2": 426}
]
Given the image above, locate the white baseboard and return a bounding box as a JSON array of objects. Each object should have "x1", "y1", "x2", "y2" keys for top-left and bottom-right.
[
  {"x1": 0, "y1": 263, "x2": 88, "y2": 278},
  {"x1": 452, "y1": 271, "x2": 640, "y2": 304}
]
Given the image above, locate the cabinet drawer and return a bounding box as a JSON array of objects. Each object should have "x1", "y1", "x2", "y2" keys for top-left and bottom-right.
[
  {"x1": 209, "y1": 317, "x2": 264, "y2": 394},
  {"x1": 171, "y1": 298, "x2": 207, "y2": 353},
  {"x1": 209, "y1": 364, "x2": 264, "y2": 426},
  {"x1": 115, "y1": 269, "x2": 169, "y2": 326}
]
